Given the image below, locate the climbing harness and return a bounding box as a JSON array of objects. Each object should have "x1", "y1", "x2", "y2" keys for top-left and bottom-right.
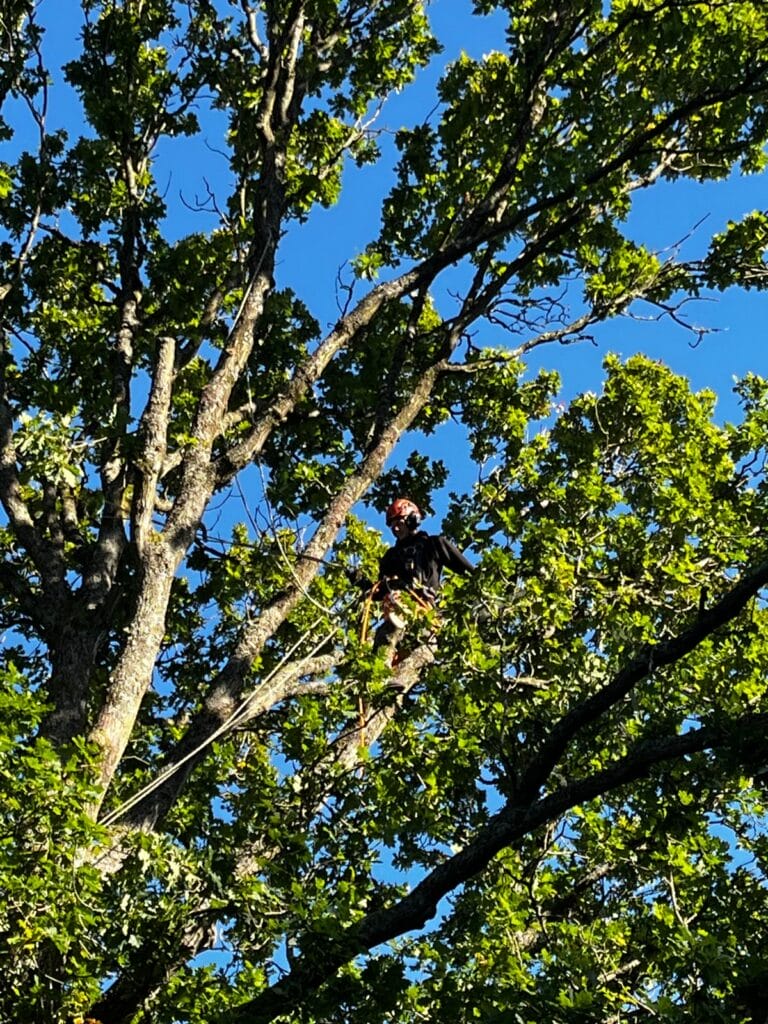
[{"x1": 381, "y1": 584, "x2": 435, "y2": 629}]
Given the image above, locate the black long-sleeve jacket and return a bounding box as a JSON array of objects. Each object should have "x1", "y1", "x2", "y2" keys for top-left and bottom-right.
[{"x1": 375, "y1": 530, "x2": 473, "y2": 598}]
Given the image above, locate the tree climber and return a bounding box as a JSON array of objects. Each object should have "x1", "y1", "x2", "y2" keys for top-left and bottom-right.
[{"x1": 370, "y1": 498, "x2": 474, "y2": 660}]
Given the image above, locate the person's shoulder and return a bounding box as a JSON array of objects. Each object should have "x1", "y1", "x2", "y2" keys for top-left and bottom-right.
[
  {"x1": 434, "y1": 533, "x2": 472, "y2": 559},
  {"x1": 413, "y1": 530, "x2": 437, "y2": 546}
]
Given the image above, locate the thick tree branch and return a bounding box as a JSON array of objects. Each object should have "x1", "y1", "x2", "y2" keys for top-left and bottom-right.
[
  {"x1": 219, "y1": 710, "x2": 768, "y2": 1024},
  {"x1": 88, "y1": 904, "x2": 219, "y2": 1024},
  {"x1": 518, "y1": 554, "x2": 768, "y2": 801},
  {"x1": 131, "y1": 334, "x2": 176, "y2": 551},
  {"x1": 87, "y1": 543, "x2": 178, "y2": 799},
  {"x1": 92, "y1": 645, "x2": 435, "y2": 1024},
  {"x1": 116, "y1": 355, "x2": 449, "y2": 831}
]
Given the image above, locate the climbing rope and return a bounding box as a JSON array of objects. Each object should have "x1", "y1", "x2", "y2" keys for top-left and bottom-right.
[
  {"x1": 358, "y1": 586, "x2": 375, "y2": 644},
  {"x1": 356, "y1": 586, "x2": 377, "y2": 744},
  {"x1": 100, "y1": 610, "x2": 345, "y2": 827}
]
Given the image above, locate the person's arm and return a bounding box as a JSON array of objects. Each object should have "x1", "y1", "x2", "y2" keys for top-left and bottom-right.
[{"x1": 434, "y1": 535, "x2": 474, "y2": 576}]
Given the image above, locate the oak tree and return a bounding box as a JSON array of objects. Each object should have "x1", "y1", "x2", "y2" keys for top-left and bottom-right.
[{"x1": 3, "y1": 2, "x2": 768, "y2": 1022}]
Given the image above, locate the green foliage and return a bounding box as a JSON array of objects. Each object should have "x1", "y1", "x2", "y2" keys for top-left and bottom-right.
[
  {"x1": 0, "y1": 674, "x2": 107, "y2": 1022},
  {"x1": 705, "y1": 211, "x2": 768, "y2": 290},
  {"x1": 2, "y1": 2, "x2": 768, "y2": 1023}
]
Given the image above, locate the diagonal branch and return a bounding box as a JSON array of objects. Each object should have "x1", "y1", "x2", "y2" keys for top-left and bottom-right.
[
  {"x1": 104, "y1": 651, "x2": 337, "y2": 832},
  {"x1": 117, "y1": 356, "x2": 451, "y2": 831},
  {"x1": 213, "y1": 265, "x2": 427, "y2": 484},
  {"x1": 517, "y1": 554, "x2": 768, "y2": 801},
  {"x1": 218, "y1": 709, "x2": 768, "y2": 1024},
  {"x1": 131, "y1": 335, "x2": 176, "y2": 552}
]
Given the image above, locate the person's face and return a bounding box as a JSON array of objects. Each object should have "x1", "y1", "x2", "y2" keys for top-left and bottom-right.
[{"x1": 389, "y1": 515, "x2": 412, "y2": 539}]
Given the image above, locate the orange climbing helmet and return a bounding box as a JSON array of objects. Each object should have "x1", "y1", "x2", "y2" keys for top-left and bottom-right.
[{"x1": 385, "y1": 497, "x2": 422, "y2": 527}]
